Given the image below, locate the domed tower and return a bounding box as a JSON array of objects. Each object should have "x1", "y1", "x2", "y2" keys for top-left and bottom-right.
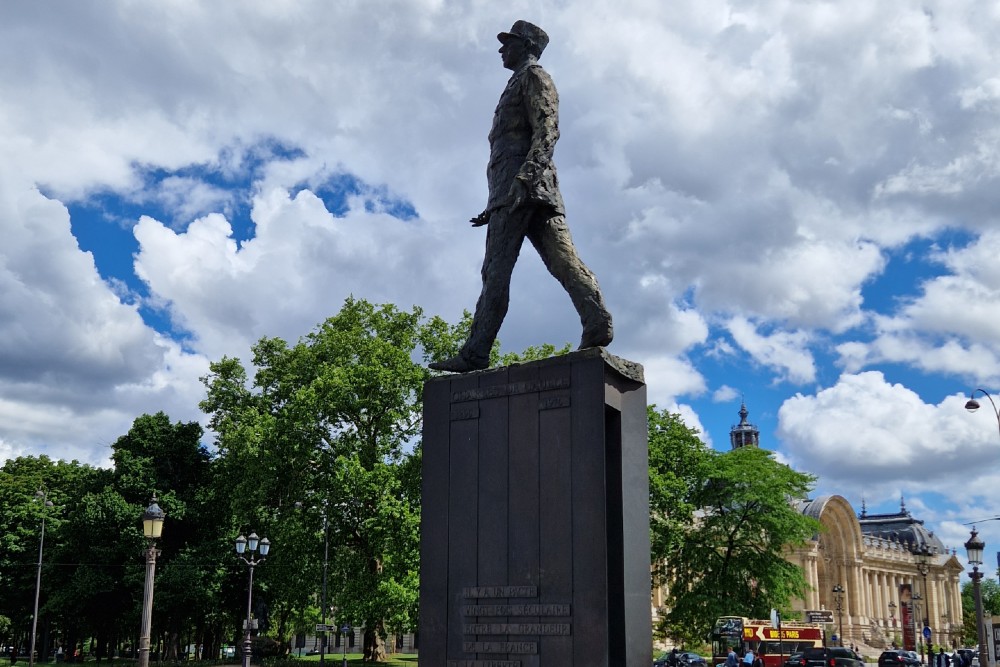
[{"x1": 730, "y1": 400, "x2": 760, "y2": 449}]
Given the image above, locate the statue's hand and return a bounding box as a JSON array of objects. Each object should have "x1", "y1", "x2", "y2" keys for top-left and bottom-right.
[
  {"x1": 470, "y1": 211, "x2": 490, "y2": 227},
  {"x1": 508, "y1": 178, "x2": 529, "y2": 210}
]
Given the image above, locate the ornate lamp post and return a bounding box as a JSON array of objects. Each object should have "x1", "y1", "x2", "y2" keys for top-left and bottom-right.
[
  {"x1": 915, "y1": 544, "x2": 932, "y2": 631},
  {"x1": 138, "y1": 497, "x2": 166, "y2": 667},
  {"x1": 965, "y1": 389, "x2": 1000, "y2": 439},
  {"x1": 236, "y1": 532, "x2": 270, "y2": 667},
  {"x1": 964, "y1": 529, "x2": 988, "y2": 667},
  {"x1": 832, "y1": 584, "x2": 845, "y2": 646},
  {"x1": 29, "y1": 490, "x2": 54, "y2": 667}
]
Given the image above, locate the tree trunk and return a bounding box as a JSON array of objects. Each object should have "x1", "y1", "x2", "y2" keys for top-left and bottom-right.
[
  {"x1": 164, "y1": 631, "x2": 179, "y2": 661},
  {"x1": 362, "y1": 621, "x2": 387, "y2": 662}
]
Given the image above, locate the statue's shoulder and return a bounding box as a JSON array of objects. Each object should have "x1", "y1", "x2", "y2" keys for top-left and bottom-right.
[{"x1": 520, "y1": 63, "x2": 557, "y2": 92}]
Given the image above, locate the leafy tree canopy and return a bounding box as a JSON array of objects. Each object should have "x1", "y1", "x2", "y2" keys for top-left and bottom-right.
[
  {"x1": 649, "y1": 408, "x2": 819, "y2": 645},
  {"x1": 961, "y1": 578, "x2": 1000, "y2": 645},
  {"x1": 201, "y1": 297, "x2": 467, "y2": 662}
]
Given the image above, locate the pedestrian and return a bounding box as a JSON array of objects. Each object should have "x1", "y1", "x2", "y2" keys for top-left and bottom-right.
[
  {"x1": 752, "y1": 651, "x2": 765, "y2": 667},
  {"x1": 938, "y1": 648, "x2": 950, "y2": 667},
  {"x1": 744, "y1": 648, "x2": 754, "y2": 667},
  {"x1": 428, "y1": 19, "x2": 613, "y2": 372},
  {"x1": 727, "y1": 647, "x2": 739, "y2": 667},
  {"x1": 670, "y1": 648, "x2": 679, "y2": 667}
]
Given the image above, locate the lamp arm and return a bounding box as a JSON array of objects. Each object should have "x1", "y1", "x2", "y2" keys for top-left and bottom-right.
[{"x1": 973, "y1": 388, "x2": 1000, "y2": 437}]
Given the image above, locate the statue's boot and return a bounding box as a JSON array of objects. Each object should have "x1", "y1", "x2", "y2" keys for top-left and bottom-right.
[{"x1": 429, "y1": 352, "x2": 489, "y2": 373}]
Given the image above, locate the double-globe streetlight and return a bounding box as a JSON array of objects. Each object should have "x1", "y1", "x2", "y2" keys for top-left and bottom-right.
[
  {"x1": 236, "y1": 532, "x2": 270, "y2": 667},
  {"x1": 138, "y1": 497, "x2": 166, "y2": 667},
  {"x1": 964, "y1": 529, "x2": 988, "y2": 667},
  {"x1": 29, "y1": 490, "x2": 54, "y2": 667}
]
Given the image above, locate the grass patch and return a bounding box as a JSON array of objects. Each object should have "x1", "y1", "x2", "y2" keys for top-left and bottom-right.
[{"x1": 265, "y1": 655, "x2": 418, "y2": 666}]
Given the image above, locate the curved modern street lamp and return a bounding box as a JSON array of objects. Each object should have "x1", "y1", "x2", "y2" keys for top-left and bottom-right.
[
  {"x1": 965, "y1": 389, "x2": 1000, "y2": 439},
  {"x1": 236, "y1": 532, "x2": 270, "y2": 667},
  {"x1": 138, "y1": 496, "x2": 165, "y2": 667},
  {"x1": 832, "y1": 584, "x2": 845, "y2": 646},
  {"x1": 964, "y1": 529, "x2": 988, "y2": 667},
  {"x1": 29, "y1": 490, "x2": 54, "y2": 667}
]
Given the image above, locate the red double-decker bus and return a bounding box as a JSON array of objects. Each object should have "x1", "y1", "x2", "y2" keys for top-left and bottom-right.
[{"x1": 711, "y1": 616, "x2": 826, "y2": 667}]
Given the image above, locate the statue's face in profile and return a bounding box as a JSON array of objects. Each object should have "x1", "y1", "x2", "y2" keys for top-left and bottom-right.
[{"x1": 499, "y1": 37, "x2": 529, "y2": 71}]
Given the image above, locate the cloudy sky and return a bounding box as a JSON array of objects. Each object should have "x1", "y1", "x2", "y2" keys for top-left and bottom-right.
[{"x1": 3, "y1": 1, "x2": 1000, "y2": 576}]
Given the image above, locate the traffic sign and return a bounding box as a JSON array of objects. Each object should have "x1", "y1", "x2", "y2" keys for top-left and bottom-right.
[
  {"x1": 315, "y1": 623, "x2": 337, "y2": 632},
  {"x1": 805, "y1": 610, "x2": 835, "y2": 624},
  {"x1": 922, "y1": 626, "x2": 931, "y2": 640}
]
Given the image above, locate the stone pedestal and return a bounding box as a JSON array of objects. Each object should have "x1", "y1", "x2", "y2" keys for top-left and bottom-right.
[{"x1": 420, "y1": 348, "x2": 651, "y2": 667}]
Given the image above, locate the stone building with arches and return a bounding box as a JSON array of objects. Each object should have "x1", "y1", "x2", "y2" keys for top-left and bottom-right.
[
  {"x1": 652, "y1": 404, "x2": 966, "y2": 650},
  {"x1": 791, "y1": 495, "x2": 965, "y2": 649}
]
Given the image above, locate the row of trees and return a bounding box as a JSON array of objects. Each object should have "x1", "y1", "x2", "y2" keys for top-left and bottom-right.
[
  {"x1": 0, "y1": 296, "x2": 866, "y2": 661},
  {"x1": 0, "y1": 299, "x2": 469, "y2": 663}
]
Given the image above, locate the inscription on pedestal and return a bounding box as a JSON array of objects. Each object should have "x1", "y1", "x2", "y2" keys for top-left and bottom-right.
[
  {"x1": 462, "y1": 586, "x2": 537, "y2": 598},
  {"x1": 460, "y1": 585, "x2": 572, "y2": 660},
  {"x1": 447, "y1": 662, "x2": 521, "y2": 667},
  {"x1": 463, "y1": 642, "x2": 537, "y2": 654},
  {"x1": 538, "y1": 395, "x2": 570, "y2": 410},
  {"x1": 461, "y1": 604, "x2": 570, "y2": 616},
  {"x1": 451, "y1": 377, "x2": 570, "y2": 402},
  {"x1": 464, "y1": 624, "x2": 571, "y2": 635}
]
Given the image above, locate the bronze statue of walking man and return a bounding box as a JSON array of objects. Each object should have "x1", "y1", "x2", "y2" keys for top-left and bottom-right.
[{"x1": 431, "y1": 20, "x2": 613, "y2": 372}]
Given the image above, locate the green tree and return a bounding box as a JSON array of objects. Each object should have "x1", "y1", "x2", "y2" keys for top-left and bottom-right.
[
  {"x1": 201, "y1": 298, "x2": 466, "y2": 662},
  {"x1": 649, "y1": 413, "x2": 819, "y2": 644},
  {"x1": 0, "y1": 455, "x2": 104, "y2": 659},
  {"x1": 961, "y1": 578, "x2": 1000, "y2": 645},
  {"x1": 108, "y1": 412, "x2": 230, "y2": 661}
]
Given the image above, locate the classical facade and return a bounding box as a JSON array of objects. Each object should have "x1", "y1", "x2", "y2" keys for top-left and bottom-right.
[
  {"x1": 790, "y1": 495, "x2": 965, "y2": 649},
  {"x1": 653, "y1": 403, "x2": 965, "y2": 650}
]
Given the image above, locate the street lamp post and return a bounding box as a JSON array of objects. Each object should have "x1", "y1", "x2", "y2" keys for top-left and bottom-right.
[
  {"x1": 236, "y1": 532, "x2": 270, "y2": 667},
  {"x1": 965, "y1": 529, "x2": 989, "y2": 667},
  {"x1": 965, "y1": 389, "x2": 1000, "y2": 439},
  {"x1": 29, "y1": 490, "x2": 54, "y2": 667},
  {"x1": 340, "y1": 625, "x2": 350, "y2": 667},
  {"x1": 915, "y1": 545, "x2": 932, "y2": 637},
  {"x1": 832, "y1": 584, "x2": 845, "y2": 646},
  {"x1": 912, "y1": 593, "x2": 924, "y2": 665},
  {"x1": 138, "y1": 497, "x2": 166, "y2": 667}
]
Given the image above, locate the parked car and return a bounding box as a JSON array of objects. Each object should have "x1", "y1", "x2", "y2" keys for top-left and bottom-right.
[
  {"x1": 802, "y1": 647, "x2": 865, "y2": 667},
  {"x1": 655, "y1": 651, "x2": 707, "y2": 667},
  {"x1": 784, "y1": 653, "x2": 806, "y2": 667},
  {"x1": 878, "y1": 650, "x2": 922, "y2": 667}
]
